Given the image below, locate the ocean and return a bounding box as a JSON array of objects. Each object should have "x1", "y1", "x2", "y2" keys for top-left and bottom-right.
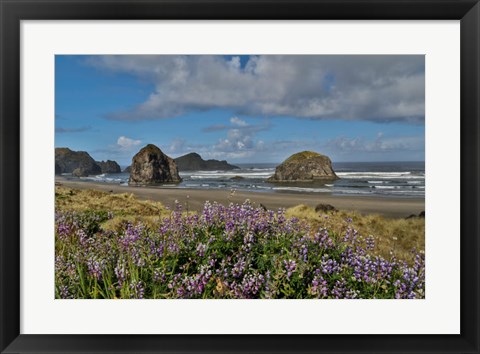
[{"x1": 71, "y1": 161, "x2": 425, "y2": 198}]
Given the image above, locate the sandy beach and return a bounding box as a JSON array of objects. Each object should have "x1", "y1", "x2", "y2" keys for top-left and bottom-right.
[{"x1": 55, "y1": 177, "x2": 424, "y2": 218}]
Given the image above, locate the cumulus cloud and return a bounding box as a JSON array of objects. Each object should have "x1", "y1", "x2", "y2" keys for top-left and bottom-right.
[
  {"x1": 210, "y1": 119, "x2": 265, "y2": 159},
  {"x1": 86, "y1": 55, "x2": 424, "y2": 123},
  {"x1": 116, "y1": 136, "x2": 142, "y2": 149},
  {"x1": 193, "y1": 117, "x2": 268, "y2": 160}
]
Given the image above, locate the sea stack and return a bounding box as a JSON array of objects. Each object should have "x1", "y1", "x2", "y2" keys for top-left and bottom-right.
[
  {"x1": 128, "y1": 144, "x2": 182, "y2": 185},
  {"x1": 267, "y1": 151, "x2": 338, "y2": 182}
]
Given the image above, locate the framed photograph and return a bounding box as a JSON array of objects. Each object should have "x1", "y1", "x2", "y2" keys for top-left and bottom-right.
[{"x1": 1, "y1": 0, "x2": 479, "y2": 353}]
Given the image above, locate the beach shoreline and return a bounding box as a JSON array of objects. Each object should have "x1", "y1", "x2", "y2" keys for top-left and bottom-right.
[{"x1": 55, "y1": 177, "x2": 425, "y2": 218}]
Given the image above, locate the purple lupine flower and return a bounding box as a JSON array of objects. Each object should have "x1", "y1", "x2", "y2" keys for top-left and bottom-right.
[
  {"x1": 56, "y1": 223, "x2": 71, "y2": 239},
  {"x1": 365, "y1": 235, "x2": 375, "y2": 251},
  {"x1": 87, "y1": 257, "x2": 105, "y2": 280},
  {"x1": 58, "y1": 285, "x2": 71, "y2": 299},
  {"x1": 310, "y1": 275, "x2": 328, "y2": 298},
  {"x1": 114, "y1": 261, "x2": 128, "y2": 287},
  {"x1": 232, "y1": 258, "x2": 247, "y2": 278},
  {"x1": 196, "y1": 243, "x2": 207, "y2": 257},
  {"x1": 129, "y1": 280, "x2": 145, "y2": 299},
  {"x1": 283, "y1": 259, "x2": 297, "y2": 280}
]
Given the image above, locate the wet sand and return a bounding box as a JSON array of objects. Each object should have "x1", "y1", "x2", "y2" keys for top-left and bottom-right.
[{"x1": 55, "y1": 177, "x2": 425, "y2": 218}]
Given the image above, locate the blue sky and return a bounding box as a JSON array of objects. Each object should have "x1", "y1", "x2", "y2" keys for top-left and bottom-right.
[{"x1": 55, "y1": 55, "x2": 425, "y2": 166}]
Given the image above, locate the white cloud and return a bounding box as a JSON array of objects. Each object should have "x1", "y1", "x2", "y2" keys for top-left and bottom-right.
[
  {"x1": 87, "y1": 55, "x2": 425, "y2": 123},
  {"x1": 325, "y1": 134, "x2": 424, "y2": 154},
  {"x1": 210, "y1": 117, "x2": 271, "y2": 159},
  {"x1": 117, "y1": 136, "x2": 142, "y2": 149},
  {"x1": 230, "y1": 117, "x2": 248, "y2": 127}
]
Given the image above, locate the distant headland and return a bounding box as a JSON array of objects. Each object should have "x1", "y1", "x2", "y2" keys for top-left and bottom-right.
[{"x1": 174, "y1": 152, "x2": 239, "y2": 171}]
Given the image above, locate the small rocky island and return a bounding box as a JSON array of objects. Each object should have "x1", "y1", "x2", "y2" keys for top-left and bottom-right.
[
  {"x1": 267, "y1": 151, "x2": 338, "y2": 182},
  {"x1": 174, "y1": 152, "x2": 239, "y2": 171},
  {"x1": 128, "y1": 144, "x2": 182, "y2": 185}
]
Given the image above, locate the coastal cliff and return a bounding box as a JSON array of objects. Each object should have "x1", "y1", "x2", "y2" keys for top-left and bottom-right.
[{"x1": 55, "y1": 147, "x2": 101, "y2": 177}]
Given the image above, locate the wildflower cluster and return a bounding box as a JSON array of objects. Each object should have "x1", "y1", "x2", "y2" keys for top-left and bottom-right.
[{"x1": 55, "y1": 201, "x2": 425, "y2": 299}]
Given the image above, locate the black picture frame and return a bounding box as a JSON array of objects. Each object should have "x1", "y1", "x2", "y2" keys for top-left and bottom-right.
[{"x1": 1, "y1": 0, "x2": 479, "y2": 353}]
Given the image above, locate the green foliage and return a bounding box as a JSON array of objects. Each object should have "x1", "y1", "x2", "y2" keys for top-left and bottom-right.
[{"x1": 284, "y1": 151, "x2": 324, "y2": 163}]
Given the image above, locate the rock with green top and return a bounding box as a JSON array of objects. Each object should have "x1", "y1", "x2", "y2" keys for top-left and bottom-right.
[{"x1": 267, "y1": 151, "x2": 338, "y2": 182}]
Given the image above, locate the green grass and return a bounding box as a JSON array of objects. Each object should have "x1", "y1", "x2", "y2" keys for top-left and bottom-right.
[{"x1": 284, "y1": 151, "x2": 325, "y2": 163}]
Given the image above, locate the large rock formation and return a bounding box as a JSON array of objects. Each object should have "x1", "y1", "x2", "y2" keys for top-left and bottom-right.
[
  {"x1": 96, "y1": 160, "x2": 121, "y2": 173},
  {"x1": 55, "y1": 162, "x2": 62, "y2": 175},
  {"x1": 174, "y1": 152, "x2": 239, "y2": 171},
  {"x1": 267, "y1": 151, "x2": 338, "y2": 182},
  {"x1": 123, "y1": 166, "x2": 131, "y2": 173},
  {"x1": 55, "y1": 147, "x2": 101, "y2": 177},
  {"x1": 128, "y1": 144, "x2": 182, "y2": 185}
]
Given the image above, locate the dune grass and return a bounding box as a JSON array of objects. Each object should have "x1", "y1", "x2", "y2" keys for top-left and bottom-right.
[
  {"x1": 55, "y1": 186, "x2": 169, "y2": 230},
  {"x1": 285, "y1": 204, "x2": 424, "y2": 264}
]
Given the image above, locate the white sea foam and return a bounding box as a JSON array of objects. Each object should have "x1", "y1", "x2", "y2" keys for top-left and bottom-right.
[
  {"x1": 337, "y1": 171, "x2": 424, "y2": 180},
  {"x1": 272, "y1": 186, "x2": 331, "y2": 193},
  {"x1": 333, "y1": 189, "x2": 373, "y2": 195},
  {"x1": 81, "y1": 174, "x2": 126, "y2": 183},
  {"x1": 181, "y1": 168, "x2": 274, "y2": 177},
  {"x1": 386, "y1": 190, "x2": 425, "y2": 194},
  {"x1": 254, "y1": 185, "x2": 272, "y2": 190},
  {"x1": 63, "y1": 165, "x2": 424, "y2": 198}
]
